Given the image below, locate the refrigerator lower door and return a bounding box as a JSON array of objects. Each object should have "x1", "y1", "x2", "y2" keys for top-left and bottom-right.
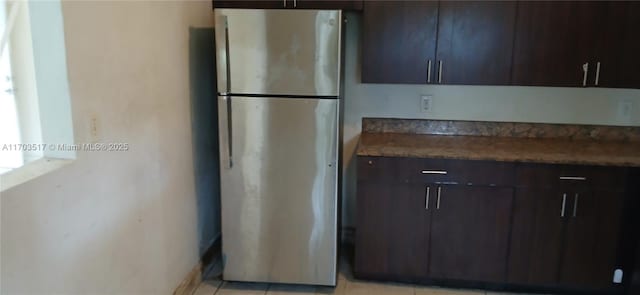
[{"x1": 218, "y1": 96, "x2": 339, "y2": 286}]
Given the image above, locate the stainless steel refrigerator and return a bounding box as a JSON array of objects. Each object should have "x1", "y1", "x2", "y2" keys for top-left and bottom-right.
[{"x1": 214, "y1": 9, "x2": 342, "y2": 286}]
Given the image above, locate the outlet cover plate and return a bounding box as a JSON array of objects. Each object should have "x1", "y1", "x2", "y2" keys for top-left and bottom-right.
[
  {"x1": 617, "y1": 100, "x2": 633, "y2": 121},
  {"x1": 421, "y1": 95, "x2": 433, "y2": 113}
]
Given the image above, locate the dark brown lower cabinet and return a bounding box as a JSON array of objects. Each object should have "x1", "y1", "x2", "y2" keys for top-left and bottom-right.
[
  {"x1": 429, "y1": 186, "x2": 513, "y2": 283},
  {"x1": 354, "y1": 181, "x2": 430, "y2": 280},
  {"x1": 508, "y1": 189, "x2": 565, "y2": 286},
  {"x1": 563, "y1": 190, "x2": 624, "y2": 289},
  {"x1": 509, "y1": 187, "x2": 626, "y2": 290},
  {"x1": 355, "y1": 181, "x2": 513, "y2": 283},
  {"x1": 356, "y1": 156, "x2": 636, "y2": 294},
  {"x1": 631, "y1": 236, "x2": 640, "y2": 294}
]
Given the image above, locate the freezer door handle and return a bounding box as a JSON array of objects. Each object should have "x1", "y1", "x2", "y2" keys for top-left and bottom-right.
[{"x1": 214, "y1": 15, "x2": 230, "y2": 94}]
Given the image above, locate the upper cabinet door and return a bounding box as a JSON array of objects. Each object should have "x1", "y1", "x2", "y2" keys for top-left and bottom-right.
[
  {"x1": 594, "y1": 2, "x2": 640, "y2": 89},
  {"x1": 511, "y1": 1, "x2": 601, "y2": 87},
  {"x1": 213, "y1": 0, "x2": 362, "y2": 10},
  {"x1": 361, "y1": 1, "x2": 439, "y2": 84},
  {"x1": 213, "y1": 0, "x2": 285, "y2": 9},
  {"x1": 435, "y1": 1, "x2": 516, "y2": 85},
  {"x1": 295, "y1": 0, "x2": 363, "y2": 10}
]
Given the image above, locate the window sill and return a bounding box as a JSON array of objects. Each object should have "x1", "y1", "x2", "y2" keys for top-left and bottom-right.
[{"x1": 0, "y1": 157, "x2": 73, "y2": 192}]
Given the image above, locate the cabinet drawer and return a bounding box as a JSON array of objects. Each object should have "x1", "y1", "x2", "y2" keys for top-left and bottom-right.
[
  {"x1": 358, "y1": 156, "x2": 515, "y2": 186},
  {"x1": 516, "y1": 164, "x2": 629, "y2": 190}
]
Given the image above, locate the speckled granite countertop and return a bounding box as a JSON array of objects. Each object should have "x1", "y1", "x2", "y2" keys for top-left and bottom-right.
[{"x1": 357, "y1": 118, "x2": 640, "y2": 167}]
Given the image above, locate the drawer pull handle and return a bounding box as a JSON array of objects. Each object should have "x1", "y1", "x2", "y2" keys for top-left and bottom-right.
[
  {"x1": 561, "y1": 193, "x2": 567, "y2": 217},
  {"x1": 421, "y1": 170, "x2": 447, "y2": 175},
  {"x1": 559, "y1": 176, "x2": 587, "y2": 181},
  {"x1": 425, "y1": 187, "x2": 430, "y2": 210}
]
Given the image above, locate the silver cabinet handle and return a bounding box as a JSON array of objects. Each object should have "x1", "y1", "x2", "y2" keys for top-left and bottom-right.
[
  {"x1": 561, "y1": 193, "x2": 567, "y2": 217},
  {"x1": 427, "y1": 60, "x2": 432, "y2": 83},
  {"x1": 294, "y1": 0, "x2": 297, "y2": 7},
  {"x1": 438, "y1": 60, "x2": 443, "y2": 84},
  {"x1": 559, "y1": 176, "x2": 587, "y2": 181},
  {"x1": 425, "y1": 187, "x2": 430, "y2": 210},
  {"x1": 582, "y1": 62, "x2": 589, "y2": 86},
  {"x1": 573, "y1": 193, "x2": 579, "y2": 217},
  {"x1": 421, "y1": 170, "x2": 447, "y2": 175},
  {"x1": 284, "y1": 0, "x2": 287, "y2": 7},
  {"x1": 436, "y1": 186, "x2": 442, "y2": 209},
  {"x1": 595, "y1": 61, "x2": 601, "y2": 86}
]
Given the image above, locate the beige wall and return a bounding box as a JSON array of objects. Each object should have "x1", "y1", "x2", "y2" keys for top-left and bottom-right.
[
  {"x1": 341, "y1": 13, "x2": 640, "y2": 227},
  {"x1": 1, "y1": 1, "x2": 212, "y2": 294}
]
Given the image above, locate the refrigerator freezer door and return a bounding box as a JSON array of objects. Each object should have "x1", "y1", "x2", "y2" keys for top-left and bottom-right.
[
  {"x1": 215, "y1": 9, "x2": 341, "y2": 97},
  {"x1": 218, "y1": 96, "x2": 339, "y2": 285}
]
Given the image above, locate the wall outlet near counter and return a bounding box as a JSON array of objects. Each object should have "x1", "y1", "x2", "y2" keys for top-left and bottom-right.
[
  {"x1": 617, "y1": 100, "x2": 633, "y2": 121},
  {"x1": 421, "y1": 95, "x2": 433, "y2": 113}
]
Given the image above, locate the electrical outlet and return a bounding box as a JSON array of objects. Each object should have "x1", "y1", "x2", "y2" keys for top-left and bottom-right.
[
  {"x1": 617, "y1": 100, "x2": 633, "y2": 121},
  {"x1": 421, "y1": 95, "x2": 433, "y2": 113}
]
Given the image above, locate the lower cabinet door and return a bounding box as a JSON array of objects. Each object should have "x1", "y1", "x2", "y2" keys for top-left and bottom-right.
[
  {"x1": 508, "y1": 189, "x2": 566, "y2": 286},
  {"x1": 561, "y1": 190, "x2": 625, "y2": 289},
  {"x1": 355, "y1": 181, "x2": 431, "y2": 280},
  {"x1": 429, "y1": 186, "x2": 513, "y2": 282},
  {"x1": 509, "y1": 188, "x2": 625, "y2": 291},
  {"x1": 560, "y1": 190, "x2": 599, "y2": 287}
]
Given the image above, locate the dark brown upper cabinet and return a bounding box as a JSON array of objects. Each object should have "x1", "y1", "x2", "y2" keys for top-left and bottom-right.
[
  {"x1": 362, "y1": 1, "x2": 516, "y2": 85},
  {"x1": 511, "y1": 1, "x2": 602, "y2": 87},
  {"x1": 435, "y1": 1, "x2": 516, "y2": 85},
  {"x1": 361, "y1": 1, "x2": 640, "y2": 88},
  {"x1": 212, "y1": 0, "x2": 362, "y2": 10},
  {"x1": 295, "y1": 0, "x2": 363, "y2": 10},
  {"x1": 361, "y1": 1, "x2": 439, "y2": 84},
  {"x1": 594, "y1": 1, "x2": 640, "y2": 89},
  {"x1": 213, "y1": 0, "x2": 283, "y2": 9}
]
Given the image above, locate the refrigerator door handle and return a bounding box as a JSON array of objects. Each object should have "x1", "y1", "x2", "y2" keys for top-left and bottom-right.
[
  {"x1": 215, "y1": 14, "x2": 231, "y2": 94},
  {"x1": 226, "y1": 96, "x2": 233, "y2": 168},
  {"x1": 224, "y1": 18, "x2": 231, "y2": 93},
  {"x1": 219, "y1": 95, "x2": 233, "y2": 168}
]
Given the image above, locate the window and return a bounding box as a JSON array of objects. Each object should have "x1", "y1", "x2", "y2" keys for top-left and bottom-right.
[
  {"x1": 0, "y1": 0, "x2": 75, "y2": 189},
  {"x1": 0, "y1": 0, "x2": 24, "y2": 173}
]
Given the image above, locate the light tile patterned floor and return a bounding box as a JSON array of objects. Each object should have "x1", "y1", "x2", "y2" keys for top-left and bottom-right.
[{"x1": 192, "y1": 254, "x2": 539, "y2": 295}]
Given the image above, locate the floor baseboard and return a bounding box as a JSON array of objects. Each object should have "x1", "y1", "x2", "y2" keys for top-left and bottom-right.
[
  {"x1": 173, "y1": 236, "x2": 222, "y2": 295},
  {"x1": 173, "y1": 263, "x2": 202, "y2": 295}
]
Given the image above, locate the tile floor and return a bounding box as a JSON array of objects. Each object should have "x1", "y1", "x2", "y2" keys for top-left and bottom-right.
[{"x1": 192, "y1": 252, "x2": 540, "y2": 295}]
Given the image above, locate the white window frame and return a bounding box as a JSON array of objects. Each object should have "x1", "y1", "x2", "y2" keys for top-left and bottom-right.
[
  {"x1": 0, "y1": 0, "x2": 24, "y2": 172},
  {"x1": 0, "y1": 0, "x2": 75, "y2": 191}
]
